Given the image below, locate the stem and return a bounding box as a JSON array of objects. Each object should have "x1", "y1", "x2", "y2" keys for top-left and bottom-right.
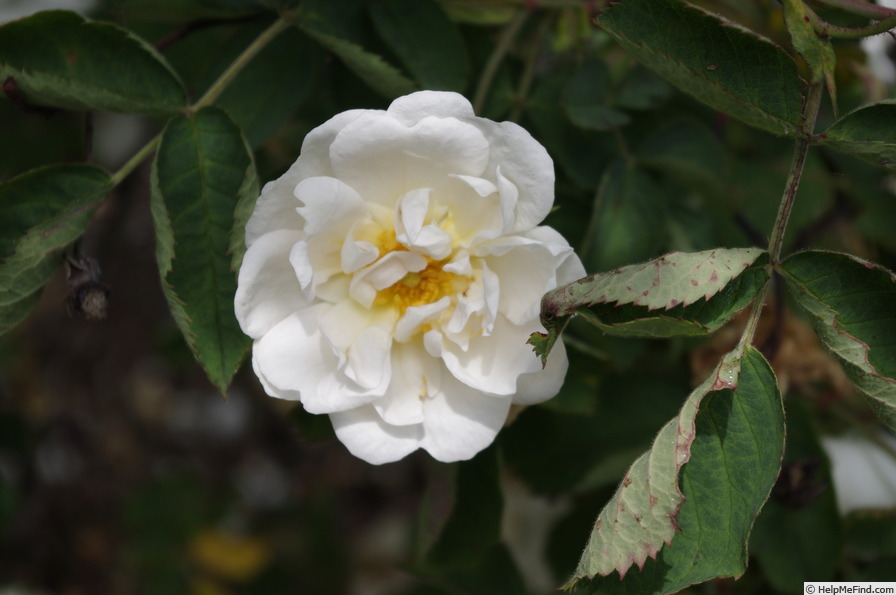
[
  {"x1": 110, "y1": 134, "x2": 160, "y2": 186},
  {"x1": 473, "y1": 10, "x2": 530, "y2": 115},
  {"x1": 193, "y1": 17, "x2": 290, "y2": 110},
  {"x1": 811, "y1": 0, "x2": 896, "y2": 19},
  {"x1": 736, "y1": 82, "x2": 824, "y2": 352},
  {"x1": 767, "y1": 82, "x2": 824, "y2": 262},
  {"x1": 806, "y1": 4, "x2": 896, "y2": 39},
  {"x1": 509, "y1": 14, "x2": 552, "y2": 122},
  {"x1": 110, "y1": 18, "x2": 289, "y2": 185}
]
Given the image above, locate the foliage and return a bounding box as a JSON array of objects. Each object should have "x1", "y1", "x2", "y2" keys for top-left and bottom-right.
[{"x1": 2, "y1": 0, "x2": 896, "y2": 593}]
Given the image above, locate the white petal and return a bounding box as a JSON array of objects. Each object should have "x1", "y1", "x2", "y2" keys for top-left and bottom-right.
[
  {"x1": 512, "y1": 338, "x2": 569, "y2": 405},
  {"x1": 419, "y1": 373, "x2": 512, "y2": 462},
  {"x1": 294, "y1": 176, "x2": 366, "y2": 237},
  {"x1": 496, "y1": 166, "x2": 518, "y2": 234},
  {"x1": 394, "y1": 297, "x2": 451, "y2": 343},
  {"x1": 479, "y1": 237, "x2": 560, "y2": 326},
  {"x1": 251, "y1": 306, "x2": 333, "y2": 403},
  {"x1": 372, "y1": 341, "x2": 436, "y2": 426},
  {"x1": 330, "y1": 406, "x2": 422, "y2": 465},
  {"x1": 235, "y1": 229, "x2": 306, "y2": 339},
  {"x1": 288, "y1": 241, "x2": 314, "y2": 300},
  {"x1": 387, "y1": 90, "x2": 476, "y2": 126},
  {"x1": 441, "y1": 315, "x2": 543, "y2": 396},
  {"x1": 349, "y1": 250, "x2": 427, "y2": 308},
  {"x1": 395, "y1": 188, "x2": 452, "y2": 259},
  {"x1": 330, "y1": 112, "x2": 490, "y2": 208},
  {"x1": 475, "y1": 118, "x2": 554, "y2": 233},
  {"x1": 341, "y1": 221, "x2": 379, "y2": 274},
  {"x1": 345, "y1": 326, "x2": 392, "y2": 391},
  {"x1": 245, "y1": 110, "x2": 366, "y2": 245}
]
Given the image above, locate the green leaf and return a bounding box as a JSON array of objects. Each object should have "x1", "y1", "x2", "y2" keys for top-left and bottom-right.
[
  {"x1": 0, "y1": 164, "x2": 112, "y2": 334},
  {"x1": 820, "y1": 100, "x2": 896, "y2": 168},
  {"x1": 206, "y1": 24, "x2": 325, "y2": 149},
  {"x1": 150, "y1": 107, "x2": 256, "y2": 393},
  {"x1": 567, "y1": 347, "x2": 784, "y2": 592},
  {"x1": 782, "y1": 0, "x2": 837, "y2": 109},
  {"x1": 563, "y1": 58, "x2": 630, "y2": 131},
  {"x1": 530, "y1": 247, "x2": 768, "y2": 364},
  {"x1": 586, "y1": 161, "x2": 668, "y2": 273},
  {"x1": 0, "y1": 11, "x2": 186, "y2": 114},
  {"x1": 368, "y1": 0, "x2": 468, "y2": 92},
  {"x1": 597, "y1": 0, "x2": 804, "y2": 137},
  {"x1": 779, "y1": 250, "x2": 896, "y2": 429},
  {"x1": 636, "y1": 119, "x2": 727, "y2": 195},
  {"x1": 295, "y1": 2, "x2": 417, "y2": 98},
  {"x1": 614, "y1": 65, "x2": 673, "y2": 111},
  {"x1": 750, "y1": 401, "x2": 842, "y2": 591}
]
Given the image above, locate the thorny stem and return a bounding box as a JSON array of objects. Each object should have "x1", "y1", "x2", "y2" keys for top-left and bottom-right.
[
  {"x1": 473, "y1": 10, "x2": 530, "y2": 115},
  {"x1": 811, "y1": 0, "x2": 896, "y2": 20},
  {"x1": 109, "y1": 17, "x2": 289, "y2": 186},
  {"x1": 738, "y1": 82, "x2": 824, "y2": 352},
  {"x1": 805, "y1": 3, "x2": 896, "y2": 39}
]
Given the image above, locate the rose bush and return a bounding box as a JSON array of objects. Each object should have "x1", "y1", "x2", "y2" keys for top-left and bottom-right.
[{"x1": 235, "y1": 90, "x2": 584, "y2": 464}]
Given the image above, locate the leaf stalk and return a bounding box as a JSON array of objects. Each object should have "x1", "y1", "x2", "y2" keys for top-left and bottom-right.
[
  {"x1": 805, "y1": 4, "x2": 896, "y2": 39},
  {"x1": 110, "y1": 17, "x2": 288, "y2": 186}
]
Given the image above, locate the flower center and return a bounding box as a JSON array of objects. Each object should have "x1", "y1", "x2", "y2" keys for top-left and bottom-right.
[{"x1": 373, "y1": 230, "x2": 468, "y2": 314}]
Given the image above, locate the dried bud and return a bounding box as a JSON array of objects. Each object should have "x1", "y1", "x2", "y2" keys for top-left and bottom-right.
[{"x1": 65, "y1": 255, "x2": 109, "y2": 321}]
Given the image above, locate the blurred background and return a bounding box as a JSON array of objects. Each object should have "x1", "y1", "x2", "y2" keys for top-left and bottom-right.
[{"x1": 3, "y1": 0, "x2": 896, "y2": 593}]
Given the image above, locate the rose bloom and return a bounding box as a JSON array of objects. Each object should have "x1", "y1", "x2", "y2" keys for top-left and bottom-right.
[{"x1": 235, "y1": 91, "x2": 584, "y2": 464}]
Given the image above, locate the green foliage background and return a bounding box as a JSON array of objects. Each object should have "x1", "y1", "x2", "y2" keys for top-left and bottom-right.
[{"x1": 2, "y1": 0, "x2": 896, "y2": 593}]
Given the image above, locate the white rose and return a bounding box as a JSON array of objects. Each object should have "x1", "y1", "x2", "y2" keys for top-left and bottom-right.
[{"x1": 235, "y1": 90, "x2": 584, "y2": 464}]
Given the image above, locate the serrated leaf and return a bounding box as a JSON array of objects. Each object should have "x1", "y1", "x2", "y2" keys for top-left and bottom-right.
[
  {"x1": 779, "y1": 250, "x2": 896, "y2": 429},
  {"x1": 563, "y1": 58, "x2": 630, "y2": 131},
  {"x1": 580, "y1": 262, "x2": 769, "y2": 338},
  {"x1": 566, "y1": 347, "x2": 784, "y2": 590},
  {"x1": 782, "y1": 0, "x2": 837, "y2": 109},
  {"x1": 0, "y1": 164, "x2": 112, "y2": 334},
  {"x1": 820, "y1": 100, "x2": 896, "y2": 168},
  {"x1": 368, "y1": 0, "x2": 468, "y2": 92},
  {"x1": 294, "y1": 3, "x2": 417, "y2": 99},
  {"x1": 559, "y1": 247, "x2": 766, "y2": 312},
  {"x1": 597, "y1": 0, "x2": 804, "y2": 137},
  {"x1": 150, "y1": 107, "x2": 256, "y2": 393},
  {"x1": 530, "y1": 248, "x2": 768, "y2": 363},
  {"x1": 0, "y1": 10, "x2": 186, "y2": 114}
]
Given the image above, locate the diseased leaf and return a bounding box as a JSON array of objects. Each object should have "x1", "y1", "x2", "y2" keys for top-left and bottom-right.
[
  {"x1": 150, "y1": 107, "x2": 256, "y2": 393},
  {"x1": 782, "y1": 0, "x2": 837, "y2": 108},
  {"x1": 779, "y1": 250, "x2": 896, "y2": 429},
  {"x1": 530, "y1": 248, "x2": 768, "y2": 363},
  {"x1": 0, "y1": 11, "x2": 186, "y2": 114},
  {"x1": 820, "y1": 100, "x2": 896, "y2": 168},
  {"x1": 368, "y1": 0, "x2": 468, "y2": 92},
  {"x1": 597, "y1": 0, "x2": 804, "y2": 137},
  {"x1": 0, "y1": 164, "x2": 112, "y2": 335},
  {"x1": 559, "y1": 247, "x2": 766, "y2": 312},
  {"x1": 565, "y1": 347, "x2": 784, "y2": 590}
]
